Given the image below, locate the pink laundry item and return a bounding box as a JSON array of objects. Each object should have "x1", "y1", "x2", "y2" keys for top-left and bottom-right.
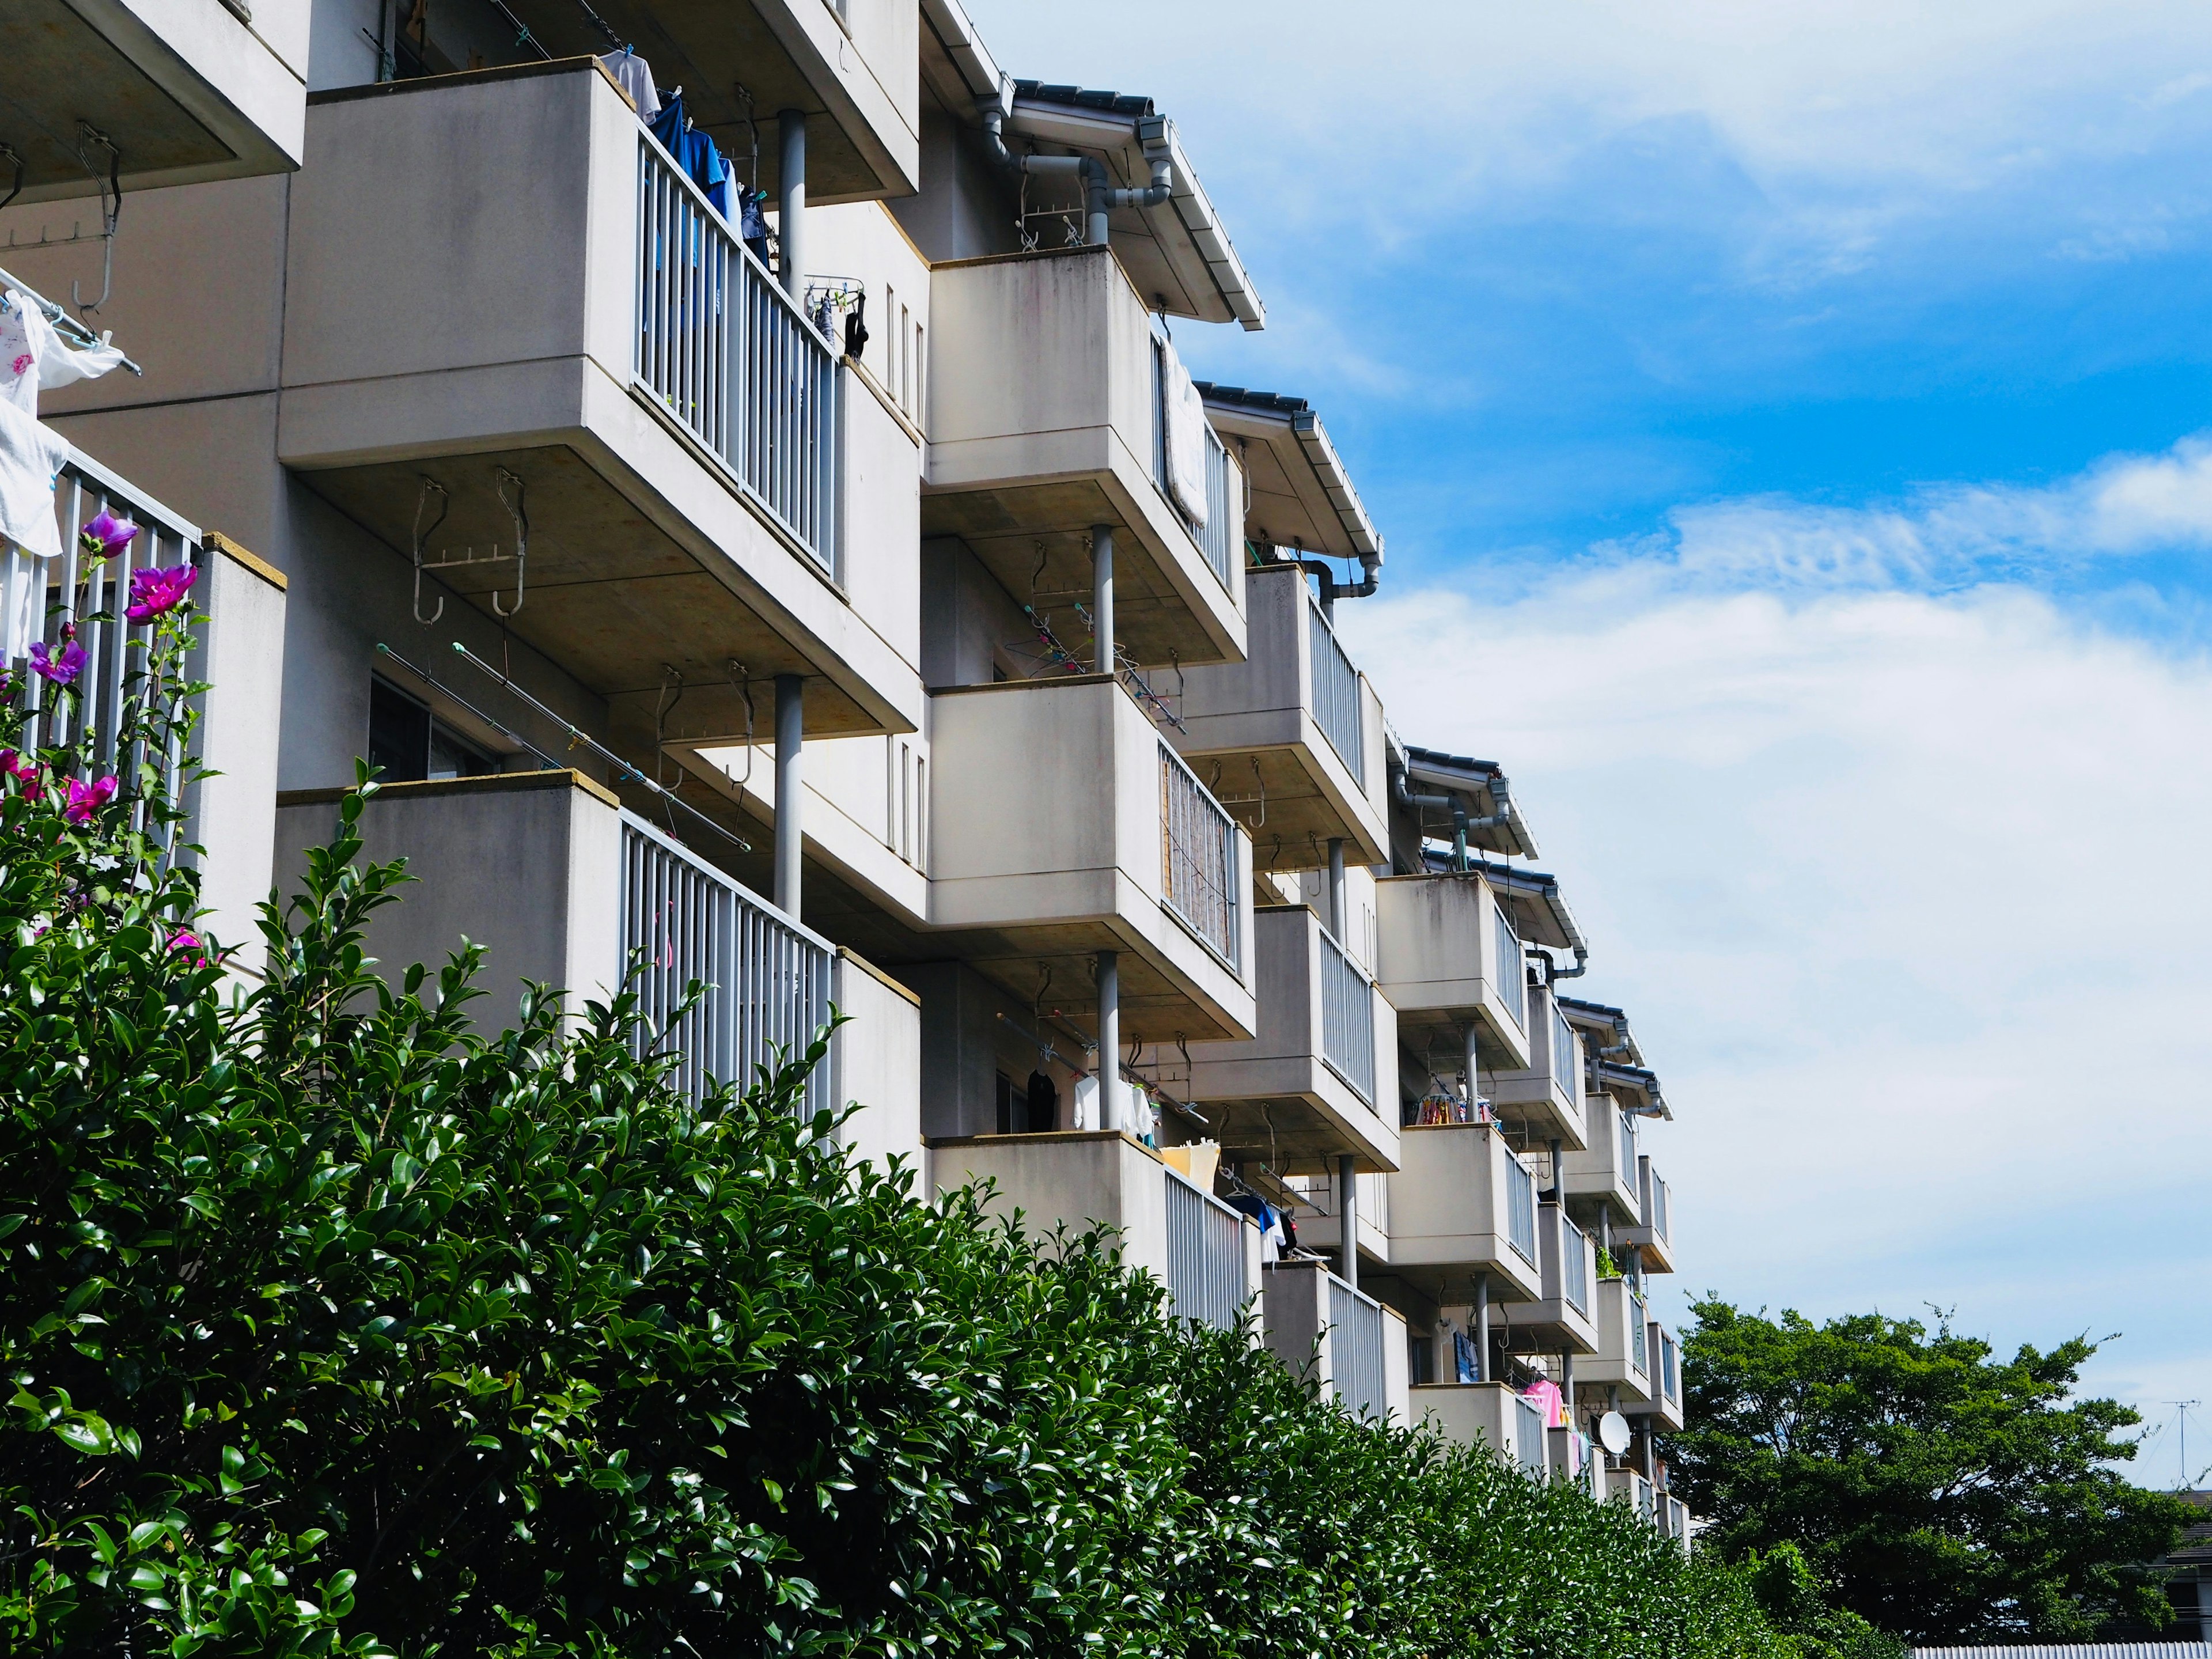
[{"x1": 1521, "y1": 1377, "x2": 1566, "y2": 1429}]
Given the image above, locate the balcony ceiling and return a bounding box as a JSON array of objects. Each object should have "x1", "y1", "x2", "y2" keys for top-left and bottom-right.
[
  {"x1": 298, "y1": 446, "x2": 884, "y2": 736},
  {"x1": 1, "y1": 2, "x2": 230, "y2": 199},
  {"x1": 1200, "y1": 385, "x2": 1382, "y2": 562},
  {"x1": 497, "y1": 0, "x2": 899, "y2": 202}
]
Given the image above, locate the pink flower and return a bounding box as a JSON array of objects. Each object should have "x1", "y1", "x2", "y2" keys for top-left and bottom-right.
[
  {"x1": 63, "y1": 775, "x2": 116, "y2": 825},
  {"x1": 166, "y1": 926, "x2": 209, "y2": 966},
  {"x1": 0, "y1": 749, "x2": 37, "y2": 786},
  {"x1": 9, "y1": 354, "x2": 29, "y2": 377},
  {"x1": 125, "y1": 564, "x2": 195, "y2": 622},
  {"x1": 77, "y1": 510, "x2": 139, "y2": 560},
  {"x1": 28, "y1": 639, "x2": 85, "y2": 686}
]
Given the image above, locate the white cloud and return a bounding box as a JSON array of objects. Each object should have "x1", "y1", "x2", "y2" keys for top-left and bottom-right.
[{"x1": 1336, "y1": 550, "x2": 2212, "y2": 1444}]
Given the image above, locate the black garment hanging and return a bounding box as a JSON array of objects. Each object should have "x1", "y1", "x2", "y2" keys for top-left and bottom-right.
[
  {"x1": 843, "y1": 291, "x2": 869, "y2": 361},
  {"x1": 1025, "y1": 1069, "x2": 1058, "y2": 1132}
]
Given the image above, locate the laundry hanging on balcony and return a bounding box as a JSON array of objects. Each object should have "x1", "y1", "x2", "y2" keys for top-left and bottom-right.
[
  {"x1": 0, "y1": 401, "x2": 73, "y2": 657},
  {"x1": 650, "y1": 95, "x2": 732, "y2": 221},
  {"x1": 2, "y1": 289, "x2": 124, "y2": 418},
  {"x1": 1158, "y1": 334, "x2": 1210, "y2": 528},
  {"x1": 598, "y1": 47, "x2": 661, "y2": 123}
]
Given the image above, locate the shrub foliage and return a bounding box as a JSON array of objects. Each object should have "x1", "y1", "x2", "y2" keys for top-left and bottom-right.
[{"x1": 0, "y1": 614, "x2": 1794, "y2": 1654}]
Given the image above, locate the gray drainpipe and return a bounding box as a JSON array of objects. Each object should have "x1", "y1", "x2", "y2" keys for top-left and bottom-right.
[
  {"x1": 978, "y1": 97, "x2": 1173, "y2": 247},
  {"x1": 777, "y1": 110, "x2": 806, "y2": 298},
  {"x1": 1273, "y1": 544, "x2": 1382, "y2": 626},
  {"x1": 1390, "y1": 752, "x2": 1513, "y2": 872},
  {"x1": 1543, "y1": 943, "x2": 1590, "y2": 985}
]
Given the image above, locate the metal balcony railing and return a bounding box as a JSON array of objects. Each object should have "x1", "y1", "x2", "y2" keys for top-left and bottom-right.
[
  {"x1": 1618, "y1": 1107, "x2": 1638, "y2": 1186},
  {"x1": 1318, "y1": 923, "x2": 1375, "y2": 1105},
  {"x1": 1506, "y1": 1151, "x2": 1537, "y2": 1264},
  {"x1": 1560, "y1": 1211, "x2": 1590, "y2": 1314},
  {"x1": 1661, "y1": 1330, "x2": 1680, "y2": 1404},
  {"x1": 1306, "y1": 596, "x2": 1365, "y2": 786},
  {"x1": 1650, "y1": 1168, "x2": 1671, "y2": 1241},
  {"x1": 7, "y1": 445, "x2": 203, "y2": 834},
  {"x1": 1159, "y1": 740, "x2": 1240, "y2": 964},
  {"x1": 1553, "y1": 1005, "x2": 1578, "y2": 1093},
  {"x1": 635, "y1": 134, "x2": 840, "y2": 574},
  {"x1": 1630, "y1": 1294, "x2": 1649, "y2": 1377},
  {"x1": 619, "y1": 813, "x2": 834, "y2": 1111},
  {"x1": 1164, "y1": 1168, "x2": 1248, "y2": 1331},
  {"x1": 1327, "y1": 1271, "x2": 1387, "y2": 1419},
  {"x1": 1495, "y1": 904, "x2": 1526, "y2": 1031},
  {"x1": 1197, "y1": 425, "x2": 1236, "y2": 589},
  {"x1": 1513, "y1": 1392, "x2": 1547, "y2": 1475}
]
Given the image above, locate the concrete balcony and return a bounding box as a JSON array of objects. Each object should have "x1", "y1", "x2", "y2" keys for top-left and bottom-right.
[
  {"x1": 1486, "y1": 980, "x2": 1586, "y2": 1146},
  {"x1": 1172, "y1": 565, "x2": 1388, "y2": 863},
  {"x1": 928, "y1": 673, "x2": 1256, "y2": 1041},
  {"x1": 1145, "y1": 904, "x2": 1399, "y2": 1173},
  {"x1": 1618, "y1": 1155, "x2": 1676, "y2": 1274},
  {"x1": 1562, "y1": 1091, "x2": 1643, "y2": 1224},
  {"x1": 924, "y1": 243, "x2": 1247, "y2": 669},
  {"x1": 495, "y1": 0, "x2": 918, "y2": 201},
  {"x1": 1625, "y1": 1321, "x2": 1685, "y2": 1431},
  {"x1": 1579, "y1": 1279, "x2": 1654, "y2": 1405},
  {"x1": 276, "y1": 62, "x2": 921, "y2": 755},
  {"x1": 1374, "y1": 869, "x2": 1534, "y2": 1072},
  {"x1": 270, "y1": 770, "x2": 919, "y2": 1158},
  {"x1": 1, "y1": 0, "x2": 305, "y2": 205},
  {"x1": 928, "y1": 1131, "x2": 1261, "y2": 1332},
  {"x1": 1411, "y1": 1380, "x2": 1550, "y2": 1476},
  {"x1": 1499, "y1": 1202, "x2": 1599, "y2": 1357},
  {"x1": 1604, "y1": 1467, "x2": 1660, "y2": 1525},
  {"x1": 1382, "y1": 1123, "x2": 1545, "y2": 1305},
  {"x1": 1260, "y1": 1258, "x2": 1406, "y2": 1422}
]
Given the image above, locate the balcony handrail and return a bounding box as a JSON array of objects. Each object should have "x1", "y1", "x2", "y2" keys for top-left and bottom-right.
[
  {"x1": 1305, "y1": 591, "x2": 1366, "y2": 787},
  {"x1": 1560, "y1": 1210, "x2": 1590, "y2": 1314},
  {"x1": 1316, "y1": 919, "x2": 1376, "y2": 1107},
  {"x1": 1618, "y1": 1106, "x2": 1638, "y2": 1185},
  {"x1": 1553, "y1": 1005, "x2": 1578, "y2": 1095},
  {"x1": 1494, "y1": 902, "x2": 1527, "y2": 1031},
  {"x1": 1652, "y1": 1170, "x2": 1671, "y2": 1242},
  {"x1": 1158, "y1": 738, "x2": 1241, "y2": 966},
  {"x1": 1164, "y1": 1165, "x2": 1249, "y2": 1332},
  {"x1": 1628, "y1": 1291, "x2": 1649, "y2": 1375},
  {"x1": 1325, "y1": 1268, "x2": 1387, "y2": 1420},
  {"x1": 1505, "y1": 1150, "x2": 1537, "y2": 1264},
  {"x1": 8, "y1": 445, "x2": 205, "y2": 851},
  {"x1": 619, "y1": 810, "x2": 834, "y2": 1112},
  {"x1": 1513, "y1": 1392, "x2": 1548, "y2": 1474},
  {"x1": 634, "y1": 127, "x2": 840, "y2": 574}
]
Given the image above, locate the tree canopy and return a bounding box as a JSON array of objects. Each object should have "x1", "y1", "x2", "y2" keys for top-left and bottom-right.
[
  {"x1": 0, "y1": 611, "x2": 1797, "y2": 1654},
  {"x1": 1667, "y1": 1297, "x2": 2200, "y2": 1646}
]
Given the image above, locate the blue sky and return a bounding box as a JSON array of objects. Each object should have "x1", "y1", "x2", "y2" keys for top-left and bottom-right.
[{"x1": 968, "y1": 0, "x2": 2212, "y2": 1483}]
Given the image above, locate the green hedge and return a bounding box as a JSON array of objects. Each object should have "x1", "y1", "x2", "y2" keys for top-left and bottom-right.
[{"x1": 0, "y1": 614, "x2": 1794, "y2": 1656}]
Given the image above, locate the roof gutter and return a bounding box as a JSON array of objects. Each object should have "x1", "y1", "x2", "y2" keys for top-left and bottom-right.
[
  {"x1": 919, "y1": 0, "x2": 1003, "y2": 99},
  {"x1": 977, "y1": 92, "x2": 1171, "y2": 249}
]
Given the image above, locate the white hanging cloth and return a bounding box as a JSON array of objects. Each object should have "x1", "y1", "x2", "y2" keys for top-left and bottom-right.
[
  {"x1": 1071, "y1": 1072, "x2": 1099, "y2": 1131},
  {"x1": 599, "y1": 50, "x2": 661, "y2": 124},
  {"x1": 1, "y1": 290, "x2": 126, "y2": 418},
  {"x1": 1158, "y1": 333, "x2": 1210, "y2": 528}
]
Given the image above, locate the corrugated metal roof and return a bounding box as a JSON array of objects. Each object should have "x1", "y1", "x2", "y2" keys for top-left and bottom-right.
[{"x1": 1912, "y1": 1645, "x2": 2212, "y2": 1658}]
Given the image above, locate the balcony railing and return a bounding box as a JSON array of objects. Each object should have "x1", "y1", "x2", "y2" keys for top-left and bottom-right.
[
  {"x1": 1618, "y1": 1108, "x2": 1638, "y2": 1185},
  {"x1": 1327, "y1": 1272, "x2": 1387, "y2": 1420},
  {"x1": 1630, "y1": 1294, "x2": 1649, "y2": 1378},
  {"x1": 620, "y1": 813, "x2": 834, "y2": 1110},
  {"x1": 1495, "y1": 906, "x2": 1526, "y2": 1031},
  {"x1": 1506, "y1": 1152, "x2": 1537, "y2": 1264},
  {"x1": 635, "y1": 134, "x2": 840, "y2": 574},
  {"x1": 1307, "y1": 598, "x2": 1365, "y2": 786},
  {"x1": 1560, "y1": 1212, "x2": 1590, "y2": 1314},
  {"x1": 1160, "y1": 740, "x2": 1240, "y2": 964},
  {"x1": 1152, "y1": 342, "x2": 1238, "y2": 592},
  {"x1": 7, "y1": 445, "x2": 203, "y2": 826},
  {"x1": 1554, "y1": 1006, "x2": 1578, "y2": 1090},
  {"x1": 1650, "y1": 1168, "x2": 1671, "y2": 1241},
  {"x1": 1513, "y1": 1392, "x2": 1547, "y2": 1475},
  {"x1": 1165, "y1": 1168, "x2": 1250, "y2": 1332},
  {"x1": 1318, "y1": 924, "x2": 1376, "y2": 1105},
  {"x1": 1660, "y1": 1330, "x2": 1680, "y2": 1404}
]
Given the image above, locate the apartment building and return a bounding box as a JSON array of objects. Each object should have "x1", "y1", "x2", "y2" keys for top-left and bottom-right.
[{"x1": 0, "y1": 0, "x2": 1685, "y2": 1537}]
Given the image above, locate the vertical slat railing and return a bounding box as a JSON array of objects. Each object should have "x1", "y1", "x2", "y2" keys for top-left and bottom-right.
[
  {"x1": 1306, "y1": 596, "x2": 1365, "y2": 786},
  {"x1": 1560, "y1": 1212, "x2": 1590, "y2": 1314},
  {"x1": 1506, "y1": 1150, "x2": 1537, "y2": 1264},
  {"x1": 1163, "y1": 1169, "x2": 1247, "y2": 1331},
  {"x1": 1195, "y1": 426, "x2": 1236, "y2": 589},
  {"x1": 1553, "y1": 1006, "x2": 1578, "y2": 1094},
  {"x1": 1325, "y1": 1271, "x2": 1387, "y2": 1420},
  {"x1": 1317, "y1": 922, "x2": 1375, "y2": 1105},
  {"x1": 635, "y1": 133, "x2": 839, "y2": 575},
  {"x1": 1494, "y1": 903, "x2": 1526, "y2": 1032},
  {"x1": 1514, "y1": 1394, "x2": 1547, "y2": 1475},
  {"x1": 619, "y1": 812, "x2": 832, "y2": 1112},
  {"x1": 1158, "y1": 740, "x2": 1240, "y2": 964},
  {"x1": 1618, "y1": 1107, "x2": 1638, "y2": 1187},
  {"x1": 1630, "y1": 1293, "x2": 1649, "y2": 1379},
  {"x1": 1653, "y1": 1171, "x2": 1670, "y2": 1243}
]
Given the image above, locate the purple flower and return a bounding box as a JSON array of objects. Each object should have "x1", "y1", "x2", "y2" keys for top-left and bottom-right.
[
  {"x1": 0, "y1": 749, "x2": 37, "y2": 785},
  {"x1": 63, "y1": 775, "x2": 115, "y2": 825},
  {"x1": 77, "y1": 510, "x2": 140, "y2": 560},
  {"x1": 28, "y1": 639, "x2": 85, "y2": 686},
  {"x1": 166, "y1": 926, "x2": 209, "y2": 967},
  {"x1": 126, "y1": 564, "x2": 195, "y2": 622}
]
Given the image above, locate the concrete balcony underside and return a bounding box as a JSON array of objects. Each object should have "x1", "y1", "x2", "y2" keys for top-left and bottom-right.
[
  {"x1": 277, "y1": 64, "x2": 921, "y2": 744},
  {"x1": 1376, "y1": 872, "x2": 1533, "y2": 1072},
  {"x1": 1578, "y1": 1279, "x2": 1654, "y2": 1405},
  {"x1": 925, "y1": 245, "x2": 1245, "y2": 671},
  {"x1": 1382, "y1": 1124, "x2": 1544, "y2": 1305}
]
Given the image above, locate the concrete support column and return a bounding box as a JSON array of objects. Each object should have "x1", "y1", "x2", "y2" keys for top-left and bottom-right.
[
  {"x1": 1327, "y1": 836, "x2": 1346, "y2": 938},
  {"x1": 777, "y1": 109, "x2": 808, "y2": 297},
  {"x1": 1337, "y1": 1152, "x2": 1359, "y2": 1292},
  {"x1": 1472, "y1": 1272, "x2": 1490, "y2": 1384},
  {"x1": 1462, "y1": 1020, "x2": 1482, "y2": 1113},
  {"x1": 774, "y1": 673, "x2": 804, "y2": 919},
  {"x1": 1562, "y1": 1349, "x2": 1576, "y2": 1435},
  {"x1": 1094, "y1": 949, "x2": 1121, "y2": 1131},
  {"x1": 1090, "y1": 524, "x2": 1115, "y2": 675}
]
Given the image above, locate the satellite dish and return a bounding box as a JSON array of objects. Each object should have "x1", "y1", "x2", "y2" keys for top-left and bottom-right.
[{"x1": 1598, "y1": 1411, "x2": 1633, "y2": 1457}]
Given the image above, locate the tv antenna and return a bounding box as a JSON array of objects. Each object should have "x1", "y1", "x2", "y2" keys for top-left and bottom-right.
[{"x1": 2165, "y1": 1401, "x2": 2201, "y2": 1488}]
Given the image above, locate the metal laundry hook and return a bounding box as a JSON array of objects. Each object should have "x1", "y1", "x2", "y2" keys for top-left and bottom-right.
[
  {"x1": 411, "y1": 476, "x2": 449, "y2": 626},
  {"x1": 490, "y1": 467, "x2": 528, "y2": 617},
  {"x1": 0, "y1": 145, "x2": 22, "y2": 215},
  {"x1": 70, "y1": 124, "x2": 120, "y2": 315}
]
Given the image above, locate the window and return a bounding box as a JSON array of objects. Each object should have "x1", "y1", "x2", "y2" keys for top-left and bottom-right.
[{"x1": 366, "y1": 675, "x2": 493, "y2": 783}]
